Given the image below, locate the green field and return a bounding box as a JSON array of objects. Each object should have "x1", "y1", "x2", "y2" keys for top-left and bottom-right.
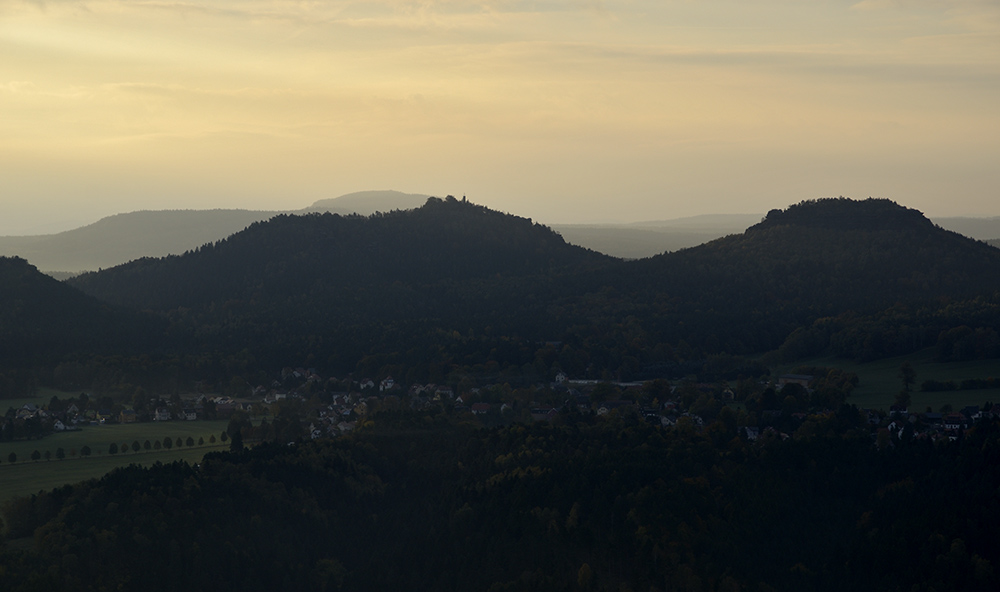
[
  {"x1": 788, "y1": 348, "x2": 1000, "y2": 411},
  {"x1": 0, "y1": 420, "x2": 232, "y2": 505}
]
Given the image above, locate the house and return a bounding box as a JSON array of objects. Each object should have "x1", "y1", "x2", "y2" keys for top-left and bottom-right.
[
  {"x1": 943, "y1": 413, "x2": 968, "y2": 431},
  {"x1": 309, "y1": 424, "x2": 323, "y2": 439},
  {"x1": 120, "y1": 409, "x2": 138, "y2": 423},
  {"x1": 153, "y1": 408, "x2": 171, "y2": 421},
  {"x1": 887, "y1": 420, "x2": 907, "y2": 438},
  {"x1": 96, "y1": 409, "x2": 114, "y2": 423},
  {"x1": 181, "y1": 409, "x2": 198, "y2": 421},
  {"x1": 471, "y1": 403, "x2": 491, "y2": 415},
  {"x1": 379, "y1": 376, "x2": 395, "y2": 392}
]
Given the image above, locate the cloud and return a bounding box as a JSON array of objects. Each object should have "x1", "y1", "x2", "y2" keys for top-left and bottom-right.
[
  {"x1": 0, "y1": 81, "x2": 37, "y2": 92},
  {"x1": 2, "y1": 0, "x2": 998, "y2": 224}
]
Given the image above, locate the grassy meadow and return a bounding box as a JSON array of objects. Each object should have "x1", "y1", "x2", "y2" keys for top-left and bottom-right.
[
  {"x1": 0, "y1": 419, "x2": 231, "y2": 505},
  {"x1": 790, "y1": 347, "x2": 1000, "y2": 411}
]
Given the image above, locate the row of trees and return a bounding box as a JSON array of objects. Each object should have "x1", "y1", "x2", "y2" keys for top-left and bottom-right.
[{"x1": 2, "y1": 434, "x2": 226, "y2": 464}]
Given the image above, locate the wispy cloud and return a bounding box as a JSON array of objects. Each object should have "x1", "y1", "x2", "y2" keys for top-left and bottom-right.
[{"x1": 1, "y1": 0, "x2": 998, "y2": 225}]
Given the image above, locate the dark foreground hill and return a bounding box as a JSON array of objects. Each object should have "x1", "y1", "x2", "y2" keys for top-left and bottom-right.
[{"x1": 3, "y1": 417, "x2": 999, "y2": 592}]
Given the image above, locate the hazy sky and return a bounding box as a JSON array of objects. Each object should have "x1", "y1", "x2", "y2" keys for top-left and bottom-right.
[{"x1": 2, "y1": 0, "x2": 998, "y2": 234}]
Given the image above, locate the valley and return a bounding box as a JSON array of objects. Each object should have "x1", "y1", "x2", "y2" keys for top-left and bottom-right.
[{"x1": 1, "y1": 195, "x2": 999, "y2": 591}]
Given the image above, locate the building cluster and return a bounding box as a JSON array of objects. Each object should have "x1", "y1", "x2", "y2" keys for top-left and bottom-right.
[{"x1": 6, "y1": 367, "x2": 997, "y2": 448}]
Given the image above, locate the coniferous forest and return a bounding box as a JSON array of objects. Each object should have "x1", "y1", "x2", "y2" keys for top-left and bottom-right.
[
  {"x1": 2, "y1": 196, "x2": 1000, "y2": 591},
  {"x1": 3, "y1": 414, "x2": 1000, "y2": 592}
]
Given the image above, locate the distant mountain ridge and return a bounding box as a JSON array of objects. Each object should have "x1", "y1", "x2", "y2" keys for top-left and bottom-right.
[
  {"x1": 0, "y1": 210, "x2": 282, "y2": 274},
  {"x1": 0, "y1": 191, "x2": 430, "y2": 273},
  {"x1": 934, "y1": 216, "x2": 1000, "y2": 241},
  {"x1": 300, "y1": 190, "x2": 429, "y2": 215}
]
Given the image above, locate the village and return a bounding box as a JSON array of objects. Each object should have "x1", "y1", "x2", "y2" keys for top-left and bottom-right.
[{"x1": 4, "y1": 366, "x2": 997, "y2": 450}]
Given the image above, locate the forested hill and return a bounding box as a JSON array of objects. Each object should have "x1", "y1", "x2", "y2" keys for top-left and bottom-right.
[
  {"x1": 68, "y1": 196, "x2": 611, "y2": 313},
  {"x1": 61, "y1": 197, "x2": 1000, "y2": 377},
  {"x1": 0, "y1": 257, "x2": 162, "y2": 367},
  {"x1": 754, "y1": 197, "x2": 935, "y2": 232},
  {"x1": 5, "y1": 418, "x2": 1000, "y2": 592},
  {"x1": 620, "y1": 197, "x2": 1000, "y2": 308},
  {"x1": 565, "y1": 198, "x2": 1000, "y2": 361}
]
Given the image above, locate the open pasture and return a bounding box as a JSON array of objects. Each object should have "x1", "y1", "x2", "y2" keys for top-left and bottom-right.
[
  {"x1": 791, "y1": 347, "x2": 1000, "y2": 411},
  {"x1": 0, "y1": 420, "x2": 231, "y2": 504}
]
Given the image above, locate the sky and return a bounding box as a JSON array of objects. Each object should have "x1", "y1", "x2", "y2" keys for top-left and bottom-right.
[{"x1": 1, "y1": 0, "x2": 998, "y2": 234}]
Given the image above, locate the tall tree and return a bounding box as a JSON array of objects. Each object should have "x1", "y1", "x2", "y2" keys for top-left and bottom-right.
[{"x1": 899, "y1": 361, "x2": 916, "y2": 393}]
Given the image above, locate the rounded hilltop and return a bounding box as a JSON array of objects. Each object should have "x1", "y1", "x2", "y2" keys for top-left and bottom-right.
[{"x1": 750, "y1": 197, "x2": 935, "y2": 233}]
